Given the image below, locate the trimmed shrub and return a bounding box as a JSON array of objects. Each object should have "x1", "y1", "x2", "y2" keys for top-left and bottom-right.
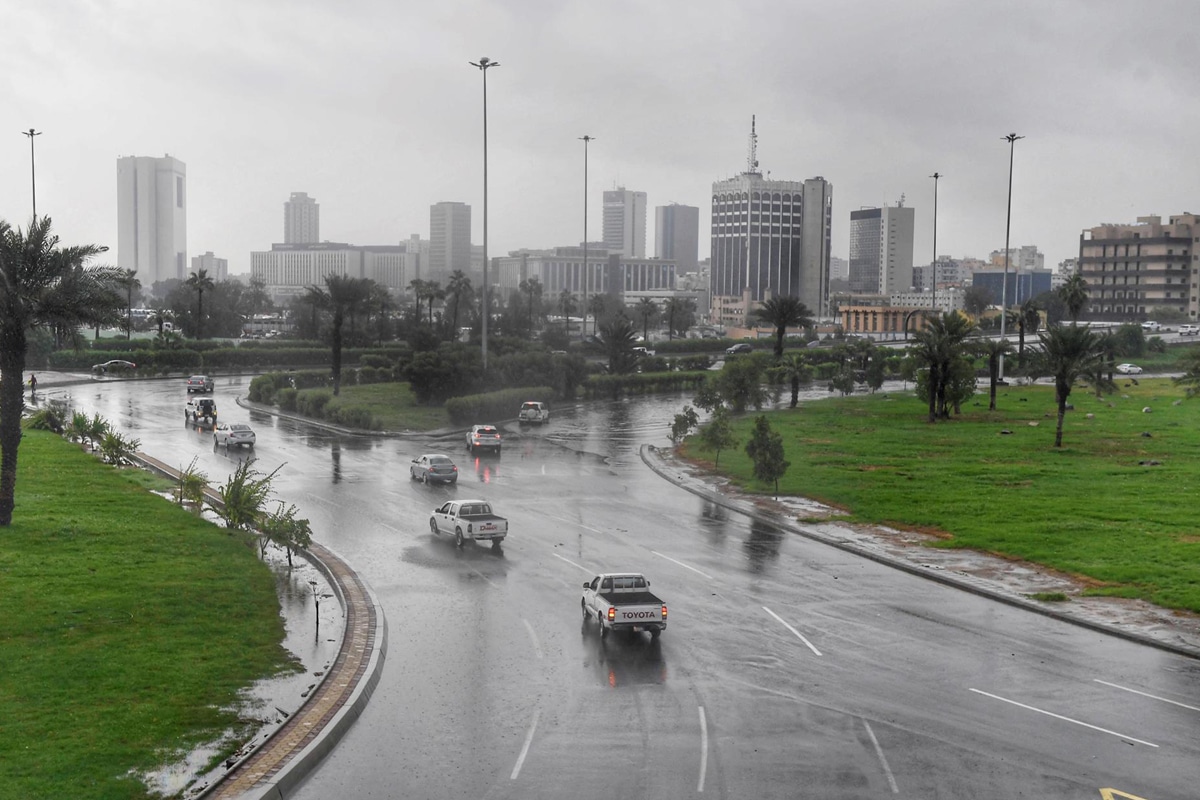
[
  {"x1": 248, "y1": 374, "x2": 276, "y2": 404},
  {"x1": 326, "y1": 404, "x2": 379, "y2": 431},
  {"x1": 275, "y1": 387, "x2": 298, "y2": 411},
  {"x1": 445, "y1": 386, "x2": 555, "y2": 426},
  {"x1": 296, "y1": 389, "x2": 333, "y2": 418}
]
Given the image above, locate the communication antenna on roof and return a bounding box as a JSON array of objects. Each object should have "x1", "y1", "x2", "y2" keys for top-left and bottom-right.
[{"x1": 746, "y1": 115, "x2": 759, "y2": 175}]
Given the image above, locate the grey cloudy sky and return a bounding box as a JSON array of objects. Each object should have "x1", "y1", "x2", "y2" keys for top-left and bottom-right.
[{"x1": 4, "y1": 0, "x2": 1200, "y2": 277}]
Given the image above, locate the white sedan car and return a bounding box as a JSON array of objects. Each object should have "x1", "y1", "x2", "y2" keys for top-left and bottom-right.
[
  {"x1": 1116, "y1": 363, "x2": 1143, "y2": 375},
  {"x1": 213, "y1": 422, "x2": 256, "y2": 448}
]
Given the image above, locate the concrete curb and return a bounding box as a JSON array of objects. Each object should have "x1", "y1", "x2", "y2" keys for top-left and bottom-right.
[{"x1": 640, "y1": 444, "x2": 1200, "y2": 662}]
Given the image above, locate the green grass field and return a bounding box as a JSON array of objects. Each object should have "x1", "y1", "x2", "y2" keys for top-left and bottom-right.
[
  {"x1": 331, "y1": 381, "x2": 451, "y2": 431},
  {"x1": 0, "y1": 430, "x2": 297, "y2": 800},
  {"x1": 683, "y1": 378, "x2": 1200, "y2": 613}
]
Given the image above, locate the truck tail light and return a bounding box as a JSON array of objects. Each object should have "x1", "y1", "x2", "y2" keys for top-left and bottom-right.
[
  {"x1": 607, "y1": 607, "x2": 615, "y2": 622},
  {"x1": 662, "y1": 605, "x2": 668, "y2": 619}
]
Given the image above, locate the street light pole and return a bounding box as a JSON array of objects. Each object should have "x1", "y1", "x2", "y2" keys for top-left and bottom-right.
[
  {"x1": 579, "y1": 135, "x2": 594, "y2": 340},
  {"x1": 470, "y1": 57, "x2": 500, "y2": 370},
  {"x1": 22, "y1": 128, "x2": 41, "y2": 219},
  {"x1": 999, "y1": 132, "x2": 1023, "y2": 381},
  {"x1": 930, "y1": 171, "x2": 941, "y2": 316}
]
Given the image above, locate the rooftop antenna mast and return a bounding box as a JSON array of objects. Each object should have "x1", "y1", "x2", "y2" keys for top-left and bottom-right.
[{"x1": 747, "y1": 115, "x2": 759, "y2": 174}]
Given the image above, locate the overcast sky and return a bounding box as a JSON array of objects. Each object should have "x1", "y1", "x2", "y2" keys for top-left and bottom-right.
[{"x1": 4, "y1": 0, "x2": 1200, "y2": 278}]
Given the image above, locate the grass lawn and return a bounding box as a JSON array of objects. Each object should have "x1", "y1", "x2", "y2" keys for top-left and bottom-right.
[
  {"x1": 329, "y1": 382, "x2": 450, "y2": 432},
  {"x1": 683, "y1": 378, "x2": 1200, "y2": 614},
  {"x1": 0, "y1": 429, "x2": 297, "y2": 800}
]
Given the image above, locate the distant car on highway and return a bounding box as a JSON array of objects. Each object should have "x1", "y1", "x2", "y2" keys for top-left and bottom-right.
[
  {"x1": 186, "y1": 375, "x2": 214, "y2": 393},
  {"x1": 1141, "y1": 321, "x2": 1161, "y2": 332},
  {"x1": 1179, "y1": 324, "x2": 1199, "y2": 336},
  {"x1": 410, "y1": 454, "x2": 458, "y2": 484},
  {"x1": 213, "y1": 422, "x2": 255, "y2": 449},
  {"x1": 92, "y1": 359, "x2": 137, "y2": 374},
  {"x1": 725, "y1": 343, "x2": 753, "y2": 355},
  {"x1": 1116, "y1": 363, "x2": 1143, "y2": 374}
]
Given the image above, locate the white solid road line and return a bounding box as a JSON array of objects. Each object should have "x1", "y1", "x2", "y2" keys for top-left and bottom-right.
[
  {"x1": 863, "y1": 721, "x2": 899, "y2": 794},
  {"x1": 522, "y1": 619, "x2": 544, "y2": 659},
  {"x1": 510, "y1": 709, "x2": 541, "y2": 780},
  {"x1": 652, "y1": 550, "x2": 714, "y2": 580},
  {"x1": 551, "y1": 552, "x2": 592, "y2": 573},
  {"x1": 762, "y1": 606, "x2": 823, "y2": 656},
  {"x1": 969, "y1": 688, "x2": 1159, "y2": 748},
  {"x1": 1094, "y1": 679, "x2": 1200, "y2": 713},
  {"x1": 698, "y1": 706, "x2": 708, "y2": 793}
]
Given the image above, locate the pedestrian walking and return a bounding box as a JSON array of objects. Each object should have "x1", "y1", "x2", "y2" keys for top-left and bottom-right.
[{"x1": 28, "y1": 374, "x2": 37, "y2": 393}]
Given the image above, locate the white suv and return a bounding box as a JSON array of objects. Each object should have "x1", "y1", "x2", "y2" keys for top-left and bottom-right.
[
  {"x1": 1179, "y1": 324, "x2": 1199, "y2": 336},
  {"x1": 1141, "y1": 321, "x2": 1161, "y2": 332}
]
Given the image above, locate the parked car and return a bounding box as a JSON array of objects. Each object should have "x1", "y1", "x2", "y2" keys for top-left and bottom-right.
[
  {"x1": 185, "y1": 397, "x2": 218, "y2": 426},
  {"x1": 92, "y1": 359, "x2": 137, "y2": 374},
  {"x1": 1116, "y1": 363, "x2": 1143, "y2": 374},
  {"x1": 518, "y1": 401, "x2": 550, "y2": 425},
  {"x1": 213, "y1": 422, "x2": 255, "y2": 448},
  {"x1": 410, "y1": 454, "x2": 458, "y2": 484},
  {"x1": 725, "y1": 343, "x2": 753, "y2": 355},
  {"x1": 186, "y1": 375, "x2": 214, "y2": 393},
  {"x1": 466, "y1": 424, "x2": 502, "y2": 453},
  {"x1": 1179, "y1": 324, "x2": 1199, "y2": 336}
]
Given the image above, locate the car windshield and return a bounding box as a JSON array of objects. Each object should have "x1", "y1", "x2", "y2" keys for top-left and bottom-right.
[{"x1": 230, "y1": 424, "x2": 250, "y2": 432}]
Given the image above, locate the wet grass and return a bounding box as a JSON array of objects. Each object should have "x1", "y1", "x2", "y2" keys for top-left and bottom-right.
[
  {"x1": 683, "y1": 378, "x2": 1200, "y2": 614},
  {"x1": 333, "y1": 381, "x2": 450, "y2": 432},
  {"x1": 0, "y1": 430, "x2": 297, "y2": 800}
]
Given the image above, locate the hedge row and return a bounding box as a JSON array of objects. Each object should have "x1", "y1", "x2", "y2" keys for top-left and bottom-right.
[
  {"x1": 273, "y1": 387, "x2": 381, "y2": 430},
  {"x1": 581, "y1": 371, "x2": 708, "y2": 399},
  {"x1": 444, "y1": 387, "x2": 555, "y2": 426}
]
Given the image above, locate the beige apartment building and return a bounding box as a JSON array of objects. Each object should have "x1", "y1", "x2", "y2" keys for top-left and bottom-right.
[{"x1": 1078, "y1": 214, "x2": 1199, "y2": 320}]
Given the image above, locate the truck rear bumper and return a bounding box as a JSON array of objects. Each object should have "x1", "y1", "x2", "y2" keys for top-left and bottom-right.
[{"x1": 609, "y1": 622, "x2": 665, "y2": 633}]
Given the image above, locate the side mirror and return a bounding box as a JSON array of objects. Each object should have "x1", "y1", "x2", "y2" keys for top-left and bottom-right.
[{"x1": 583, "y1": 582, "x2": 590, "y2": 589}]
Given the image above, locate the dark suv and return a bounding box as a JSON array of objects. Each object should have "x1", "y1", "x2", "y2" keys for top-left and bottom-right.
[{"x1": 725, "y1": 343, "x2": 753, "y2": 355}]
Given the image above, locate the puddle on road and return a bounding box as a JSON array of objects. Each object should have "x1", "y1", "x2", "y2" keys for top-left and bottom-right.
[{"x1": 135, "y1": 547, "x2": 345, "y2": 798}]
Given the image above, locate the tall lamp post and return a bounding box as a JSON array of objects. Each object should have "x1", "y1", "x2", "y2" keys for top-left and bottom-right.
[
  {"x1": 579, "y1": 135, "x2": 594, "y2": 340},
  {"x1": 470, "y1": 57, "x2": 500, "y2": 370},
  {"x1": 22, "y1": 128, "x2": 41, "y2": 219},
  {"x1": 930, "y1": 171, "x2": 942, "y2": 317},
  {"x1": 998, "y1": 133, "x2": 1023, "y2": 381}
]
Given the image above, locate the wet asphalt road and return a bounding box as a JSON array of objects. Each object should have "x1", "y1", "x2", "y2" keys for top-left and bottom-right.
[{"x1": 52, "y1": 375, "x2": 1200, "y2": 800}]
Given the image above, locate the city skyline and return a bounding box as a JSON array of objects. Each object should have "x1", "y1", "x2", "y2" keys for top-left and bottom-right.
[{"x1": 4, "y1": 1, "x2": 1200, "y2": 278}]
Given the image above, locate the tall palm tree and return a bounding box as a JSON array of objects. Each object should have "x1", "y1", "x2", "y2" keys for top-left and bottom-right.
[
  {"x1": 148, "y1": 308, "x2": 173, "y2": 337},
  {"x1": 322, "y1": 275, "x2": 372, "y2": 395},
  {"x1": 119, "y1": 269, "x2": 141, "y2": 339},
  {"x1": 973, "y1": 338, "x2": 1015, "y2": 411},
  {"x1": 1059, "y1": 273, "x2": 1089, "y2": 323},
  {"x1": 444, "y1": 270, "x2": 474, "y2": 340},
  {"x1": 519, "y1": 277, "x2": 543, "y2": 334},
  {"x1": 1006, "y1": 297, "x2": 1040, "y2": 366},
  {"x1": 910, "y1": 311, "x2": 977, "y2": 422},
  {"x1": 777, "y1": 352, "x2": 810, "y2": 408},
  {"x1": 633, "y1": 297, "x2": 659, "y2": 343},
  {"x1": 1038, "y1": 323, "x2": 1101, "y2": 447},
  {"x1": 185, "y1": 268, "x2": 215, "y2": 338},
  {"x1": 557, "y1": 290, "x2": 577, "y2": 320},
  {"x1": 599, "y1": 314, "x2": 639, "y2": 376},
  {"x1": 663, "y1": 296, "x2": 696, "y2": 341},
  {"x1": 408, "y1": 279, "x2": 444, "y2": 327},
  {"x1": 0, "y1": 217, "x2": 123, "y2": 525},
  {"x1": 756, "y1": 295, "x2": 814, "y2": 359}
]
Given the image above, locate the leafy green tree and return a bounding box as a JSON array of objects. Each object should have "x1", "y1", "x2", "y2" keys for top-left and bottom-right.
[
  {"x1": 663, "y1": 296, "x2": 696, "y2": 340},
  {"x1": 260, "y1": 501, "x2": 313, "y2": 567},
  {"x1": 600, "y1": 314, "x2": 639, "y2": 375},
  {"x1": 1173, "y1": 347, "x2": 1200, "y2": 397},
  {"x1": 962, "y1": 285, "x2": 992, "y2": 318},
  {"x1": 755, "y1": 295, "x2": 813, "y2": 359},
  {"x1": 211, "y1": 460, "x2": 282, "y2": 534},
  {"x1": 0, "y1": 217, "x2": 122, "y2": 525},
  {"x1": 1058, "y1": 273, "x2": 1089, "y2": 323},
  {"x1": 972, "y1": 338, "x2": 1015, "y2": 411},
  {"x1": 828, "y1": 366, "x2": 857, "y2": 396},
  {"x1": 699, "y1": 405, "x2": 738, "y2": 466},
  {"x1": 185, "y1": 267, "x2": 215, "y2": 338},
  {"x1": 175, "y1": 456, "x2": 209, "y2": 509},
  {"x1": 744, "y1": 415, "x2": 790, "y2": 498},
  {"x1": 1037, "y1": 324, "x2": 1101, "y2": 447},
  {"x1": 711, "y1": 356, "x2": 771, "y2": 412},
  {"x1": 669, "y1": 405, "x2": 700, "y2": 445}
]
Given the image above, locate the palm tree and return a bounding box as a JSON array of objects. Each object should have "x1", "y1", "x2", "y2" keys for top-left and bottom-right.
[
  {"x1": 519, "y1": 277, "x2": 544, "y2": 334},
  {"x1": 663, "y1": 296, "x2": 696, "y2": 341},
  {"x1": 1006, "y1": 298, "x2": 1040, "y2": 366},
  {"x1": 1038, "y1": 324, "x2": 1101, "y2": 447},
  {"x1": 148, "y1": 307, "x2": 173, "y2": 338},
  {"x1": 777, "y1": 352, "x2": 810, "y2": 408},
  {"x1": 0, "y1": 217, "x2": 123, "y2": 525},
  {"x1": 756, "y1": 295, "x2": 814, "y2": 359},
  {"x1": 557, "y1": 290, "x2": 577, "y2": 319},
  {"x1": 1059, "y1": 273, "x2": 1089, "y2": 323},
  {"x1": 408, "y1": 279, "x2": 444, "y2": 327},
  {"x1": 599, "y1": 314, "x2": 639, "y2": 376},
  {"x1": 321, "y1": 275, "x2": 371, "y2": 395},
  {"x1": 119, "y1": 269, "x2": 141, "y2": 339},
  {"x1": 973, "y1": 338, "x2": 1015, "y2": 411},
  {"x1": 910, "y1": 311, "x2": 977, "y2": 422},
  {"x1": 185, "y1": 268, "x2": 215, "y2": 338},
  {"x1": 633, "y1": 297, "x2": 659, "y2": 344},
  {"x1": 444, "y1": 270, "x2": 474, "y2": 340}
]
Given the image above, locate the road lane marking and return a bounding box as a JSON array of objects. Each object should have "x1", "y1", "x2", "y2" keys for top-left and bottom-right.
[
  {"x1": 652, "y1": 550, "x2": 714, "y2": 580},
  {"x1": 1100, "y1": 789, "x2": 1151, "y2": 800},
  {"x1": 1095, "y1": 679, "x2": 1200, "y2": 713},
  {"x1": 510, "y1": 709, "x2": 541, "y2": 779},
  {"x1": 762, "y1": 606, "x2": 823, "y2": 656},
  {"x1": 698, "y1": 706, "x2": 708, "y2": 793},
  {"x1": 540, "y1": 511, "x2": 610, "y2": 536},
  {"x1": 968, "y1": 689, "x2": 1158, "y2": 748},
  {"x1": 522, "y1": 619, "x2": 544, "y2": 659},
  {"x1": 863, "y1": 721, "x2": 899, "y2": 794},
  {"x1": 552, "y1": 552, "x2": 592, "y2": 573}
]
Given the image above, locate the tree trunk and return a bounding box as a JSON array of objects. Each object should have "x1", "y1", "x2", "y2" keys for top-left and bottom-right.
[
  {"x1": 331, "y1": 307, "x2": 344, "y2": 396},
  {"x1": 1054, "y1": 398, "x2": 1067, "y2": 447},
  {"x1": 790, "y1": 376, "x2": 799, "y2": 408},
  {"x1": 989, "y1": 356, "x2": 999, "y2": 411},
  {"x1": 927, "y1": 364, "x2": 938, "y2": 423},
  {"x1": 0, "y1": 332, "x2": 29, "y2": 525}
]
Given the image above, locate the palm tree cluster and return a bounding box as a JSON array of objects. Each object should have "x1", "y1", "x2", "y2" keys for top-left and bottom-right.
[{"x1": 909, "y1": 312, "x2": 978, "y2": 422}]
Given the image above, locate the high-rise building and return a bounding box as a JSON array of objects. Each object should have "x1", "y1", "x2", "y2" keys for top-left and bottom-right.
[
  {"x1": 1078, "y1": 214, "x2": 1199, "y2": 320},
  {"x1": 117, "y1": 155, "x2": 187, "y2": 289},
  {"x1": 709, "y1": 119, "x2": 833, "y2": 325},
  {"x1": 429, "y1": 201, "x2": 472, "y2": 284},
  {"x1": 603, "y1": 187, "x2": 647, "y2": 258},
  {"x1": 848, "y1": 200, "x2": 915, "y2": 296},
  {"x1": 654, "y1": 203, "x2": 699, "y2": 272},
  {"x1": 284, "y1": 192, "x2": 320, "y2": 244},
  {"x1": 191, "y1": 251, "x2": 228, "y2": 282}
]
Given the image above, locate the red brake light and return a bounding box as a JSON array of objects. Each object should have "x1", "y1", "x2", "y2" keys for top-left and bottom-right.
[
  {"x1": 607, "y1": 607, "x2": 615, "y2": 621},
  {"x1": 662, "y1": 605, "x2": 668, "y2": 619}
]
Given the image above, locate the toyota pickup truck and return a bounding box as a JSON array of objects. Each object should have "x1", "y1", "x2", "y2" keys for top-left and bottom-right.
[
  {"x1": 430, "y1": 499, "x2": 508, "y2": 548},
  {"x1": 582, "y1": 573, "x2": 667, "y2": 640}
]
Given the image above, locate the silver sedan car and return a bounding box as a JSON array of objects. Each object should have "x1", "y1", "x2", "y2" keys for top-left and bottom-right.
[
  {"x1": 410, "y1": 454, "x2": 459, "y2": 484},
  {"x1": 213, "y1": 422, "x2": 256, "y2": 448}
]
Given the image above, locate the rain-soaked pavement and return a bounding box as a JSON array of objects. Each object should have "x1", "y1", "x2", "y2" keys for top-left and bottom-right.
[{"x1": 37, "y1": 373, "x2": 1200, "y2": 800}]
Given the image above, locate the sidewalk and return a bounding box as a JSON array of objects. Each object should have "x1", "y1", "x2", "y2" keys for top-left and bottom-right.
[{"x1": 641, "y1": 444, "x2": 1200, "y2": 661}]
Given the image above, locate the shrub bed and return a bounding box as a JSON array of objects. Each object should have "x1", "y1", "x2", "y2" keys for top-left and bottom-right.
[{"x1": 445, "y1": 386, "x2": 555, "y2": 425}]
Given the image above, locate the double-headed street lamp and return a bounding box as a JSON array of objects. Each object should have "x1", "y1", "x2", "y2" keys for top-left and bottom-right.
[
  {"x1": 22, "y1": 128, "x2": 42, "y2": 219},
  {"x1": 470, "y1": 56, "x2": 500, "y2": 370},
  {"x1": 998, "y1": 132, "x2": 1024, "y2": 381},
  {"x1": 579, "y1": 135, "x2": 594, "y2": 340}
]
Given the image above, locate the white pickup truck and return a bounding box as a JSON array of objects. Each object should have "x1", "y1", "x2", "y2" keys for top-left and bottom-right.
[
  {"x1": 429, "y1": 500, "x2": 508, "y2": 549},
  {"x1": 582, "y1": 573, "x2": 667, "y2": 640}
]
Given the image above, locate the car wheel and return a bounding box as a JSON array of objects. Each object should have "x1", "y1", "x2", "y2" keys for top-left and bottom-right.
[
  {"x1": 429, "y1": 519, "x2": 438, "y2": 535},
  {"x1": 581, "y1": 600, "x2": 589, "y2": 622},
  {"x1": 650, "y1": 629, "x2": 661, "y2": 641},
  {"x1": 410, "y1": 468, "x2": 417, "y2": 481},
  {"x1": 491, "y1": 539, "x2": 502, "y2": 550},
  {"x1": 599, "y1": 616, "x2": 609, "y2": 640},
  {"x1": 246, "y1": 443, "x2": 254, "y2": 449},
  {"x1": 422, "y1": 472, "x2": 428, "y2": 484},
  {"x1": 455, "y1": 528, "x2": 464, "y2": 548}
]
